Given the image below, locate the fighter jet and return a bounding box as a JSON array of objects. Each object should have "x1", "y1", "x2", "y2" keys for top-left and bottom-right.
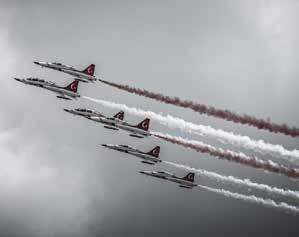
[
  {"x1": 101, "y1": 144, "x2": 161, "y2": 165},
  {"x1": 115, "y1": 118, "x2": 151, "y2": 138},
  {"x1": 33, "y1": 61, "x2": 98, "y2": 83},
  {"x1": 86, "y1": 111, "x2": 125, "y2": 130},
  {"x1": 14, "y1": 77, "x2": 80, "y2": 100},
  {"x1": 140, "y1": 170, "x2": 197, "y2": 189},
  {"x1": 64, "y1": 108, "x2": 125, "y2": 130},
  {"x1": 64, "y1": 108, "x2": 105, "y2": 118}
]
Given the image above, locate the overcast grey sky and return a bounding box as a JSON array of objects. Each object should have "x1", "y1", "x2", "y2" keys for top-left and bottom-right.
[{"x1": 0, "y1": 0, "x2": 298, "y2": 236}]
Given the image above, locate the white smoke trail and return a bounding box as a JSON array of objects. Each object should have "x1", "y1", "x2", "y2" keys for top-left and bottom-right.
[
  {"x1": 164, "y1": 161, "x2": 299, "y2": 200},
  {"x1": 83, "y1": 96, "x2": 299, "y2": 164},
  {"x1": 198, "y1": 184, "x2": 299, "y2": 215}
]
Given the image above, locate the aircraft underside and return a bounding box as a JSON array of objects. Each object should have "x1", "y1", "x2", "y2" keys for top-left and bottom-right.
[
  {"x1": 56, "y1": 95, "x2": 72, "y2": 100},
  {"x1": 129, "y1": 134, "x2": 145, "y2": 138}
]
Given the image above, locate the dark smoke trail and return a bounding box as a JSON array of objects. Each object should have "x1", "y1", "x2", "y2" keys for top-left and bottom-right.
[
  {"x1": 98, "y1": 80, "x2": 299, "y2": 137},
  {"x1": 153, "y1": 132, "x2": 299, "y2": 179}
]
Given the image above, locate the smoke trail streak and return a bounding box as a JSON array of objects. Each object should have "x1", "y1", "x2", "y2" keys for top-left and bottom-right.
[
  {"x1": 197, "y1": 184, "x2": 299, "y2": 215},
  {"x1": 164, "y1": 161, "x2": 299, "y2": 200},
  {"x1": 83, "y1": 96, "x2": 299, "y2": 163},
  {"x1": 153, "y1": 132, "x2": 299, "y2": 178},
  {"x1": 98, "y1": 80, "x2": 299, "y2": 137}
]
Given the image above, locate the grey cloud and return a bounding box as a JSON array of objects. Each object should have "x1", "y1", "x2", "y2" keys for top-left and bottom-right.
[{"x1": 0, "y1": 1, "x2": 298, "y2": 236}]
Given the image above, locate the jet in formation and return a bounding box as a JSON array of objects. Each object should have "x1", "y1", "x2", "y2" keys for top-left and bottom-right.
[
  {"x1": 34, "y1": 61, "x2": 98, "y2": 83},
  {"x1": 64, "y1": 108, "x2": 125, "y2": 130},
  {"x1": 115, "y1": 118, "x2": 151, "y2": 138},
  {"x1": 140, "y1": 170, "x2": 197, "y2": 189},
  {"x1": 89, "y1": 116, "x2": 151, "y2": 137},
  {"x1": 101, "y1": 144, "x2": 161, "y2": 165},
  {"x1": 63, "y1": 108, "x2": 105, "y2": 118},
  {"x1": 14, "y1": 77, "x2": 80, "y2": 100}
]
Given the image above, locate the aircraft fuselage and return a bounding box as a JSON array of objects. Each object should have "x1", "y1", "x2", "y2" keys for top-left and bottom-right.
[
  {"x1": 15, "y1": 78, "x2": 79, "y2": 100},
  {"x1": 115, "y1": 122, "x2": 151, "y2": 138},
  {"x1": 102, "y1": 144, "x2": 161, "y2": 164},
  {"x1": 87, "y1": 116, "x2": 121, "y2": 128},
  {"x1": 34, "y1": 62, "x2": 97, "y2": 82},
  {"x1": 140, "y1": 171, "x2": 196, "y2": 188},
  {"x1": 64, "y1": 109, "x2": 104, "y2": 118}
]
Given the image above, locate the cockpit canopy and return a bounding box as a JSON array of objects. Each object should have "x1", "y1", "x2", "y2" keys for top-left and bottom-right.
[{"x1": 52, "y1": 62, "x2": 74, "y2": 69}]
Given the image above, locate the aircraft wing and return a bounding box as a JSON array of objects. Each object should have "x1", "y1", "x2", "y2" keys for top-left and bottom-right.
[
  {"x1": 179, "y1": 185, "x2": 193, "y2": 189},
  {"x1": 141, "y1": 160, "x2": 156, "y2": 165},
  {"x1": 56, "y1": 94, "x2": 73, "y2": 100},
  {"x1": 129, "y1": 133, "x2": 145, "y2": 139}
]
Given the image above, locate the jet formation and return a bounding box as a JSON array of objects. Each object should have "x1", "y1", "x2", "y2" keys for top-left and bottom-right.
[{"x1": 14, "y1": 61, "x2": 198, "y2": 190}]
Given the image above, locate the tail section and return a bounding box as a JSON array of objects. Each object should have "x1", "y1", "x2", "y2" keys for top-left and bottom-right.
[
  {"x1": 82, "y1": 64, "x2": 95, "y2": 76},
  {"x1": 113, "y1": 111, "x2": 124, "y2": 121},
  {"x1": 182, "y1": 173, "x2": 195, "y2": 182},
  {"x1": 135, "y1": 118, "x2": 150, "y2": 131},
  {"x1": 147, "y1": 146, "x2": 160, "y2": 158},
  {"x1": 64, "y1": 80, "x2": 79, "y2": 92}
]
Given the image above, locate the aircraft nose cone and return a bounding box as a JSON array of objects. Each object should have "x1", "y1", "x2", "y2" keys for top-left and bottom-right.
[
  {"x1": 63, "y1": 108, "x2": 70, "y2": 112},
  {"x1": 101, "y1": 144, "x2": 107, "y2": 147},
  {"x1": 33, "y1": 61, "x2": 39, "y2": 65},
  {"x1": 14, "y1": 77, "x2": 21, "y2": 82}
]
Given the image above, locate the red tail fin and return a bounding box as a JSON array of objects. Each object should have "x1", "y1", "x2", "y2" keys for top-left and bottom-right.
[
  {"x1": 147, "y1": 146, "x2": 160, "y2": 158},
  {"x1": 64, "y1": 80, "x2": 79, "y2": 92},
  {"x1": 182, "y1": 173, "x2": 195, "y2": 182},
  {"x1": 82, "y1": 64, "x2": 95, "y2": 76},
  {"x1": 135, "y1": 118, "x2": 150, "y2": 131},
  {"x1": 113, "y1": 111, "x2": 124, "y2": 120}
]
